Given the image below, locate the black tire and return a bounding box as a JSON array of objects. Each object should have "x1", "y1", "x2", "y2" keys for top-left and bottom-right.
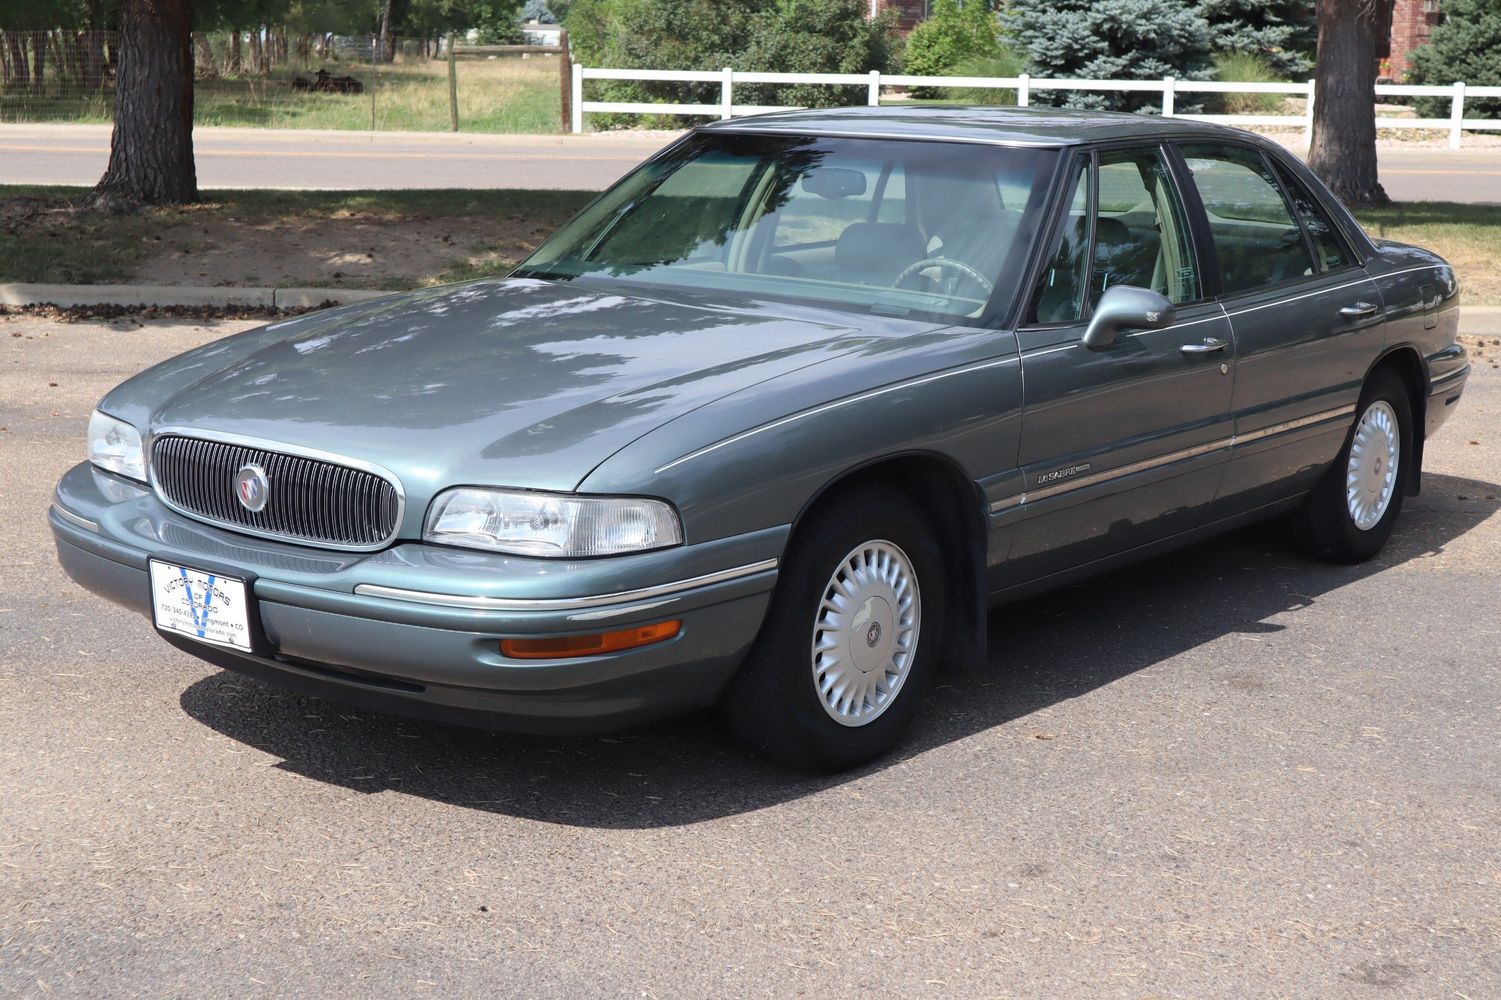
[
  {"x1": 721, "y1": 486, "x2": 947, "y2": 772},
  {"x1": 1290, "y1": 368, "x2": 1413, "y2": 563}
]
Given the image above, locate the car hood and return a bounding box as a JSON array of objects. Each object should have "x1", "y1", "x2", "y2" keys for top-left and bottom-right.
[{"x1": 142, "y1": 278, "x2": 872, "y2": 496}]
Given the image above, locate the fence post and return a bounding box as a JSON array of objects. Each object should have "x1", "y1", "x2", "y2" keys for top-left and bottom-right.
[
  {"x1": 721, "y1": 66, "x2": 733, "y2": 119},
  {"x1": 1017, "y1": 73, "x2": 1029, "y2": 108},
  {"x1": 1449, "y1": 81, "x2": 1466, "y2": 149},
  {"x1": 446, "y1": 32, "x2": 458, "y2": 132},
  {"x1": 1162, "y1": 76, "x2": 1175, "y2": 117},
  {"x1": 558, "y1": 27, "x2": 571, "y2": 135},
  {"x1": 1303, "y1": 78, "x2": 1316, "y2": 146},
  {"x1": 571, "y1": 62, "x2": 583, "y2": 134},
  {"x1": 868, "y1": 70, "x2": 881, "y2": 107}
]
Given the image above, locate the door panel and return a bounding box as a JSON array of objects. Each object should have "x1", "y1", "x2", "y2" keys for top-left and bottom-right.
[
  {"x1": 1216, "y1": 273, "x2": 1384, "y2": 504},
  {"x1": 995, "y1": 145, "x2": 1234, "y2": 590},
  {"x1": 1175, "y1": 143, "x2": 1386, "y2": 506},
  {"x1": 1000, "y1": 304, "x2": 1235, "y2": 585}
]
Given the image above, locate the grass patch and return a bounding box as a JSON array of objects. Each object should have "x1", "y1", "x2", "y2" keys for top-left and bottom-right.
[
  {"x1": 0, "y1": 186, "x2": 594, "y2": 288},
  {"x1": 0, "y1": 56, "x2": 563, "y2": 133},
  {"x1": 1353, "y1": 202, "x2": 1501, "y2": 305}
]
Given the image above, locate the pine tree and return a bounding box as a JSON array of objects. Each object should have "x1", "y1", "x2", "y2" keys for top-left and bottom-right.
[
  {"x1": 1408, "y1": 0, "x2": 1501, "y2": 118},
  {"x1": 1007, "y1": 0, "x2": 1214, "y2": 112},
  {"x1": 1195, "y1": 0, "x2": 1316, "y2": 79}
]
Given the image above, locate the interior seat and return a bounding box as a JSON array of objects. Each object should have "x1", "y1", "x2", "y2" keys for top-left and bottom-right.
[{"x1": 834, "y1": 221, "x2": 928, "y2": 286}]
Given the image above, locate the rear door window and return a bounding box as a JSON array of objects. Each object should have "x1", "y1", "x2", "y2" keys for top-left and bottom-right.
[
  {"x1": 1180, "y1": 144, "x2": 1316, "y2": 296},
  {"x1": 1272, "y1": 162, "x2": 1353, "y2": 273}
]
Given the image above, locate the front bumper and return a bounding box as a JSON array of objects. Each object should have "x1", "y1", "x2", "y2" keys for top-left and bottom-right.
[{"x1": 50, "y1": 462, "x2": 782, "y2": 734}]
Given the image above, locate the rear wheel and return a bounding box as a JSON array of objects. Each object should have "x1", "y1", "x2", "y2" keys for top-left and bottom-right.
[
  {"x1": 722, "y1": 487, "x2": 946, "y2": 772},
  {"x1": 1291, "y1": 369, "x2": 1412, "y2": 563}
]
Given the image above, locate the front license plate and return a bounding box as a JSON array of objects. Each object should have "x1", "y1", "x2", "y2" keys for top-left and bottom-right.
[{"x1": 149, "y1": 560, "x2": 253, "y2": 651}]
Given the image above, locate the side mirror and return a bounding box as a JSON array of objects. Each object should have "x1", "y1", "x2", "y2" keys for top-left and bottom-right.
[{"x1": 1081, "y1": 285, "x2": 1176, "y2": 349}]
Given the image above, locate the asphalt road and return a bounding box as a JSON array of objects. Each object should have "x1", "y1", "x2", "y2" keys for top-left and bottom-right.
[
  {"x1": 3, "y1": 316, "x2": 1500, "y2": 998},
  {"x1": 2, "y1": 123, "x2": 1500, "y2": 202}
]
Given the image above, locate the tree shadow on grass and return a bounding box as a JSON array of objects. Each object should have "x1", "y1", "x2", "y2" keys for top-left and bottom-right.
[{"x1": 179, "y1": 471, "x2": 1499, "y2": 828}]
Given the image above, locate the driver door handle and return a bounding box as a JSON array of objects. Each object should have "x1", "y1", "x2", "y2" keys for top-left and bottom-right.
[
  {"x1": 1340, "y1": 301, "x2": 1380, "y2": 319},
  {"x1": 1180, "y1": 337, "x2": 1227, "y2": 355}
]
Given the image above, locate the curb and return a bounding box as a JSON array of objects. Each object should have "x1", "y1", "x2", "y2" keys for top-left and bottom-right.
[
  {"x1": 0, "y1": 283, "x2": 392, "y2": 310},
  {"x1": 1460, "y1": 305, "x2": 1501, "y2": 335}
]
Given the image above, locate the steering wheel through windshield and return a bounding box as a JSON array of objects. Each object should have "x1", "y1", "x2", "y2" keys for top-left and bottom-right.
[{"x1": 892, "y1": 256, "x2": 996, "y2": 298}]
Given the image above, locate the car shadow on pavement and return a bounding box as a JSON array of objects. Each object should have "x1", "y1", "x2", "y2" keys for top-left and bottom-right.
[{"x1": 179, "y1": 472, "x2": 1499, "y2": 828}]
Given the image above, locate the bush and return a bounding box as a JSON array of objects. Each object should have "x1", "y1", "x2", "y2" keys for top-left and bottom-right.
[
  {"x1": 564, "y1": 0, "x2": 899, "y2": 126},
  {"x1": 903, "y1": 0, "x2": 1001, "y2": 97},
  {"x1": 1408, "y1": 0, "x2": 1501, "y2": 120},
  {"x1": 1196, "y1": 0, "x2": 1314, "y2": 80},
  {"x1": 1207, "y1": 50, "x2": 1284, "y2": 115},
  {"x1": 1007, "y1": 0, "x2": 1214, "y2": 113},
  {"x1": 740, "y1": 0, "x2": 901, "y2": 108},
  {"x1": 931, "y1": 50, "x2": 1028, "y2": 106}
]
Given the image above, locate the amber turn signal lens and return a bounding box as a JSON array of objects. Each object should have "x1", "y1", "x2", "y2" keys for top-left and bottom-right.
[{"x1": 500, "y1": 620, "x2": 682, "y2": 660}]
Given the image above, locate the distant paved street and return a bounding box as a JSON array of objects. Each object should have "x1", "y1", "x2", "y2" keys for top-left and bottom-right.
[
  {"x1": 3, "y1": 122, "x2": 1500, "y2": 201},
  {"x1": 2, "y1": 316, "x2": 1499, "y2": 998}
]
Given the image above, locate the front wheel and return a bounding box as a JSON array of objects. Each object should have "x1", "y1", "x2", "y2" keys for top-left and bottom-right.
[
  {"x1": 1291, "y1": 369, "x2": 1412, "y2": 563},
  {"x1": 721, "y1": 487, "x2": 946, "y2": 772}
]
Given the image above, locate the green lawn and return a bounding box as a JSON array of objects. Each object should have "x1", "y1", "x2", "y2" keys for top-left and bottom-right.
[
  {"x1": 0, "y1": 56, "x2": 564, "y2": 133},
  {"x1": 1, "y1": 188, "x2": 1497, "y2": 304},
  {"x1": 1353, "y1": 203, "x2": 1501, "y2": 305}
]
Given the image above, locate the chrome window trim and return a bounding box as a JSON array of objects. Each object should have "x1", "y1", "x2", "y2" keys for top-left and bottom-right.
[
  {"x1": 989, "y1": 404, "x2": 1355, "y2": 514},
  {"x1": 353, "y1": 558, "x2": 780, "y2": 611},
  {"x1": 51, "y1": 503, "x2": 99, "y2": 533},
  {"x1": 147, "y1": 426, "x2": 408, "y2": 553}
]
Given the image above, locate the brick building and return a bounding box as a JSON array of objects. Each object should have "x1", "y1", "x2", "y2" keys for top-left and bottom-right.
[
  {"x1": 867, "y1": 0, "x2": 931, "y2": 32},
  {"x1": 1377, "y1": 0, "x2": 1443, "y2": 79}
]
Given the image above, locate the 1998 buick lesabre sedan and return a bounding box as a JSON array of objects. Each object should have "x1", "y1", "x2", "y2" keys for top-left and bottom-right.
[{"x1": 51, "y1": 108, "x2": 1470, "y2": 770}]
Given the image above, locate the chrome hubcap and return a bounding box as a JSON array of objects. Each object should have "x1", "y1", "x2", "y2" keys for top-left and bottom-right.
[
  {"x1": 1346, "y1": 399, "x2": 1400, "y2": 531},
  {"x1": 811, "y1": 539, "x2": 921, "y2": 727}
]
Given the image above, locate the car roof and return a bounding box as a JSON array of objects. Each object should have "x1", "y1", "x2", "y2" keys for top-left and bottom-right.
[{"x1": 699, "y1": 105, "x2": 1253, "y2": 147}]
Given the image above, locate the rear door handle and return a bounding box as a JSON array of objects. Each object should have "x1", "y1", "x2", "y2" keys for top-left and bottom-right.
[
  {"x1": 1180, "y1": 337, "x2": 1227, "y2": 355},
  {"x1": 1340, "y1": 301, "x2": 1379, "y2": 319}
]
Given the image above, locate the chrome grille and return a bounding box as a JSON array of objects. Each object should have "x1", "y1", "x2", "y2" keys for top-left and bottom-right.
[{"x1": 151, "y1": 434, "x2": 401, "y2": 549}]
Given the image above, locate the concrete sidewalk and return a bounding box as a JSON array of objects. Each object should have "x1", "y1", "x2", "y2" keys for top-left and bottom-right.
[{"x1": 0, "y1": 282, "x2": 390, "y2": 310}]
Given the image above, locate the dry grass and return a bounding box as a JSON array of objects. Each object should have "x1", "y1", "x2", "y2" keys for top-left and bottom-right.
[
  {"x1": 1353, "y1": 202, "x2": 1501, "y2": 305},
  {"x1": 0, "y1": 56, "x2": 564, "y2": 134}
]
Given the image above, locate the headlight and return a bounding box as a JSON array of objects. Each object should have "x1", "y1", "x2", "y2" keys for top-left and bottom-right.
[
  {"x1": 424, "y1": 488, "x2": 683, "y2": 557},
  {"x1": 87, "y1": 410, "x2": 146, "y2": 483}
]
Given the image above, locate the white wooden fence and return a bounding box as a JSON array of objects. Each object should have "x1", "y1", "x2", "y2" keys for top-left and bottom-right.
[{"x1": 569, "y1": 65, "x2": 1501, "y2": 149}]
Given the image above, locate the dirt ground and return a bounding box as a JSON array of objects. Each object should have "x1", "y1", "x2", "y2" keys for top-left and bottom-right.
[{"x1": 132, "y1": 214, "x2": 524, "y2": 289}]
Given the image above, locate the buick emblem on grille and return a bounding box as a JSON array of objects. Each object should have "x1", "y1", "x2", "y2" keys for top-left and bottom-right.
[{"x1": 234, "y1": 463, "x2": 270, "y2": 513}]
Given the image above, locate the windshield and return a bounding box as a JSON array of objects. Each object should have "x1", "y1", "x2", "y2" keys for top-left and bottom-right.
[{"x1": 514, "y1": 132, "x2": 1056, "y2": 322}]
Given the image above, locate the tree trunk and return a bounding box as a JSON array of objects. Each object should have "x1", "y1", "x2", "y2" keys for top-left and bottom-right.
[
  {"x1": 228, "y1": 30, "x2": 240, "y2": 74},
  {"x1": 378, "y1": 0, "x2": 393, "y2": 63},
  {"x1": 85, "y1": 29, "x2": 106, "y2": 91},
  {"x1": 247, "y1": 27, "x2": 261, "y2": 74},
  {"x1": 27, "y1": 31, "x2": 45, "y2": 92},
  {"x1": 1308, "y1": 0, "x2": 1389, "y2": 206},
  {"x1": 90, "y1": 0, "x2": 197, "y2": 209},
  {"x1": 9, "y1": 33, "x2": 30, "y2": 87},
  {"x1": 193, "y1": 32, "x2": 216, "y2": 78}
]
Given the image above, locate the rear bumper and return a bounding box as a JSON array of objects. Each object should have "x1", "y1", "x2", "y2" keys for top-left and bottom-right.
[
  {"x1": 1425, "y1": 363, "x2": 1469, "y2": 439},
  {"x1": 50, "y1": 462, "x2": 782, "y2": 734}
]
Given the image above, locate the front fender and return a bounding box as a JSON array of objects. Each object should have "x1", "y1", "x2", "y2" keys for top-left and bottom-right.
[{"x1": 581, "y1": 325, "x2": 1024, "y2": 546}]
